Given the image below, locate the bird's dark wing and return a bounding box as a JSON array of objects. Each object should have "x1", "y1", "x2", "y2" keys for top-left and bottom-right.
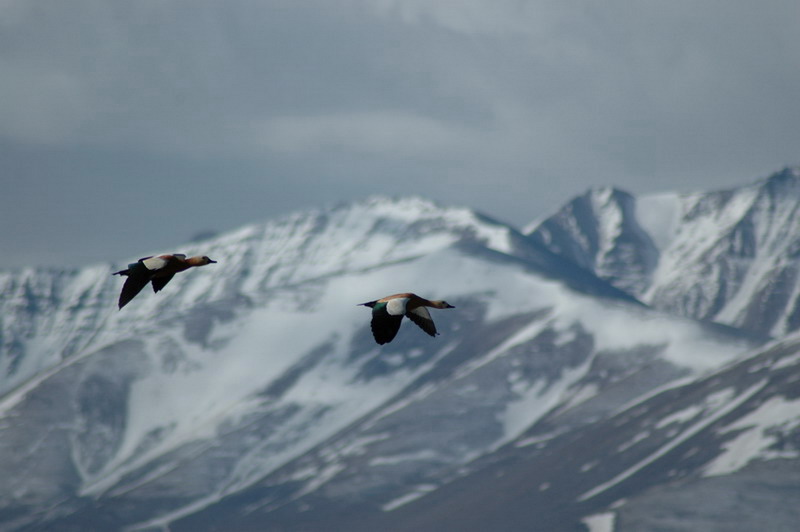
[
  {"x1": 117, "y1": 264, "x2": 152, "y2": 309},
  {"x1": 151, "y1": 274, "x2": 175, "y2": 293},
  {"x1": 370, "y1": 304, "x2": 404, "y2": 345},
  {"x1": 406, "y1": 306, "x2": 437, "y2": 337}
]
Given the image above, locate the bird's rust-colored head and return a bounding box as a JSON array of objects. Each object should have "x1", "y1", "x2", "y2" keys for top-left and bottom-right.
[{"x1": 187, "y1": 255, "x2": 217, "y2": 266}]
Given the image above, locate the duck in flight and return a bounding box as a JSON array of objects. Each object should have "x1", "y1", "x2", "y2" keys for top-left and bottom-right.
[
  {"x1": 359, "y1": 293, "x2": 455, "y2": 345},
  {"x1": 112, "y1": 254, "x2": 217, "y2": 309}
]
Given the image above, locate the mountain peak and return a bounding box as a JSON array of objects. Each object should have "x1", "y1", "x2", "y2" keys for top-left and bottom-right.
[
  {"x1": 764, "y1": 165, "x2": 800, "y2": 181},
  {"x1": 587, "y1": 185, "x2": 633, "y2": 201},
  {"x1": 759, "y1": 166, "x2": 800, "y2": 194},
  {"x1": 529, "y1": 167, "x2": 800, "y2": 337},
  {"x1": 526, "y1": 184, "x2": 657, "y2": 295}
]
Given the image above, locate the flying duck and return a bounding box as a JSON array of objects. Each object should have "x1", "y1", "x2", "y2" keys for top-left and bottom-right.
[
  {"x1": 359, "y1": 293, "x2": 455, "y2": 345},
  {"x1": 112, "y1": 254, "x2": 217, "y2": 309}
]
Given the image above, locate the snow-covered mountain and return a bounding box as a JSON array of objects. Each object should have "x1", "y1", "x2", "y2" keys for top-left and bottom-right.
[
  {"x1": 0, "y1": 192, "x2": 797, "y2": 531},
  {"x1": 344, "y1": 326, "x2": 800, "y2": 532},
  {"x1": 527, "y1": 167, "x2": 800, "y2": 338}
]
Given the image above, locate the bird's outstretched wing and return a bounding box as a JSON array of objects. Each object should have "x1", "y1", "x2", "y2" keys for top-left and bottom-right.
[
  {"x1": 118, "y1": 263, "x2": 152, "y2": 309},
  {"x1": 406, "y1": 306, "x2": 437, "y2": 337},
  {"x1": 370, "y1": 304, "x2": 404, "y2": 345},
  {"x1": 151, "y1": 274, "x2": 175, "y2": 293}
]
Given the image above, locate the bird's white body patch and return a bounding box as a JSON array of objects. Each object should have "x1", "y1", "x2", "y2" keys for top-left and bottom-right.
[
  {"x1": 142, "y1": 256, "x2": 169, "y2": 271},
  {"x1": 386, "y1": 297, "x2": 410, "y2": 316}
]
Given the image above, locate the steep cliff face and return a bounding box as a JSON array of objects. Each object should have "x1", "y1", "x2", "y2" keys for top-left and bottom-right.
[
  {"x1": 527, "y1": 187, "x2": 659, "y2": 296},
  {"x1": 528, "y1": 167, "x2": 800, "y2": 337}
]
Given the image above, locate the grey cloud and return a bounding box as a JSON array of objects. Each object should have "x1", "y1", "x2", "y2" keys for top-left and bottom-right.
[{"x1": 1, "y1": 0, "x2": 798, "y2": 267}]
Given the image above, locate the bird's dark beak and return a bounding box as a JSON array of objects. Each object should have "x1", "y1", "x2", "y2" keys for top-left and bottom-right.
[
  {"x1": 208, "y1": 259, "x2": 218, "y2": 264},
  {"x1": 446, "y1": 304, "x2": 455, "y2": 308}
]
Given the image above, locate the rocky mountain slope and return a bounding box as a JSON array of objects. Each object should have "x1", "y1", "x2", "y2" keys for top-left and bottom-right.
[
  {"x1": 1, "y1": 186, "x2": 798, "y2": 531},
  {"x1": 527, "y1": 167, "x2": 800, "y2": 338}
]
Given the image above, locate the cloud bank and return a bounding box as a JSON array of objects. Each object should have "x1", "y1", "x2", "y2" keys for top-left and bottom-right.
[{"x1": 2, "y1": 0, "x2": 798, "y2": 267}]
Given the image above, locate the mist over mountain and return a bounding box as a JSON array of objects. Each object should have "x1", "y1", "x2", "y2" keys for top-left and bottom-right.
[{"x1": 2, "y1": 173, "x2": 800, "y2": 531}]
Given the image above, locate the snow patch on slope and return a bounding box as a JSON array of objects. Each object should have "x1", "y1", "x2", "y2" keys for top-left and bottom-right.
[
  {"x1": 704, "y1": 395, "x2": 800, "y2": 476},
  {"x1": 500, "y1": 357, "x2": 592, "y2": 447},
  {"x1": 635, "y1": 193, "x2": 681, "y2": 251},
  {"x1": 578, "y1": 380, "x2": 767, "y2": 502},
  {"x1": 582, "y1": 511, "x2": 616, "y2": 532}
]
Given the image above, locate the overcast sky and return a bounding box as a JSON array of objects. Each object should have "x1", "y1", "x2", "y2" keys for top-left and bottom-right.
[{"x1": 2, "y1": 0, "x2": 799, "y2": 268}]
